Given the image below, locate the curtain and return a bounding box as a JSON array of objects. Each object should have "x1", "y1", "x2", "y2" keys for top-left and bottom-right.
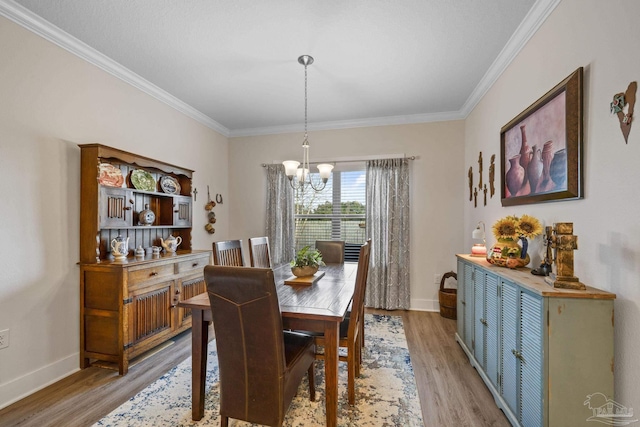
[
  {"x1": 365, "y1": 158, "x2": 410, "y2": 309},
  {"x1": 265, "y1": 164, "x2": 295, "y2": 265}
]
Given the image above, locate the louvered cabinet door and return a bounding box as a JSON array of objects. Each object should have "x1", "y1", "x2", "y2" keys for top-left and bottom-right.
[
  {"x1": 463, "y1": 263, "x2": 475, "y2": 352},
  {"x1": 172, "y1": 195, "x2": 192, "y2": 227},
  {"x1": 500, "y1": 279, "x2": 519, "y2": 415},
  {"x1": 456, "y1": 259, "x2": 465, "y2": 340},
  {"x1": 99, "y1": 187, "x2": 133, "y2": 228},
  {"x1": 473, "y1": 268, "x2": 486, "y2": 368},
  {"x1": 128, "y1": 281, "x2": 174, "y2": 346},
  {"x1": 176, "y1": 275, "x2": 206, "y2": 327},
  {"x1": 484, "y1": 272, "x2": 500, "y2": 389},
  {"x1": 519, "y1": 290, "x2": 544, "y2": 427}
]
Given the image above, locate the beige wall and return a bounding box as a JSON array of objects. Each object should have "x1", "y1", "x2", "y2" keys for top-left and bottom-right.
[
  {"x1": 228, "y1": 121, "x2": 466, "y2": 310},
  {"x1": 0, "y1": 16, "x2": 229, "y2": 407},
  {"x1": 465, "y1": 0, "x2": 640, "y2": 412}
]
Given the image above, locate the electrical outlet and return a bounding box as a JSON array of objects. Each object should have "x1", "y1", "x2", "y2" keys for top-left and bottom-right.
[
  {"x1": 0, "y1": 329, "x2": 8, "y2": 350},
  {"x1": 434, "y1": 274, "x2": 442, "y2": 284}
]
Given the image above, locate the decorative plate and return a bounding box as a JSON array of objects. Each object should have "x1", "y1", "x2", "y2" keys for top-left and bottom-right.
[
  {"x1": 160, "y1": 175, "x2": 181, "y2": 195},
  {"x1": 98, "y1": 163, "x2": 124, "y2": 187},
  {"x1": 130, "y1": 169, "x2": 156, "y2": 192}
]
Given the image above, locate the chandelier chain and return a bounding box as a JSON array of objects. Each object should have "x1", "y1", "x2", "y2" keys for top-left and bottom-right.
[{"x1": 304, "y1": 61, "x2": 308, "y2": 142}]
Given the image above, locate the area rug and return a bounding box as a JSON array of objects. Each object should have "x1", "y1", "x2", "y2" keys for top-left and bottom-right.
[{"x1": 95, "y1": 314, "x2": 423, "y2": 426}]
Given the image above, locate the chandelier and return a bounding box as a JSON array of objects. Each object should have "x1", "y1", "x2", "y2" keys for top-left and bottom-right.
[{"x1": 282, "y1": 55, "x2": 334, "y2": 191}]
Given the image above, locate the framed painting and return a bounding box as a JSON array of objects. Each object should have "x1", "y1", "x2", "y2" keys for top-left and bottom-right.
[{"x1": 500, "y1": 67, "x2": 583, "y2": 206}]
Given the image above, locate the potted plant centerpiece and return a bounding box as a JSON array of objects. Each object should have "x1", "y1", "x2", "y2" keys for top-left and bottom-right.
[{"x1": 291, "y1": 245, "x2": 325, "y2": 277}]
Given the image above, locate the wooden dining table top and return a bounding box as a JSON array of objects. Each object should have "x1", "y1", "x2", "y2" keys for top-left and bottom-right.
[{"x1": 179, "y1": 262, "x2": 358, "y2": 321}]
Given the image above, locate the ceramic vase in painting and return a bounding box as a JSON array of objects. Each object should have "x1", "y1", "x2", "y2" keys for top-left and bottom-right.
[
  {"x1": 518, "y1": 125, "x2": 531, "y2": 184},
  {"x1": 527, "y1": 145, "x2": 543, "y2": 194},
  {"x1": 550, "y1": 148, "x2": 568, "y2": 190},
  {"x1": 506, "y1": 155, "x2": 525, "y2": 197}
]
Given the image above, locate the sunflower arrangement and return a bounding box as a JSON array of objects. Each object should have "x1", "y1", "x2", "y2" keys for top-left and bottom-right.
[
  {"x1": 492, "y1": 214, "x2": 542, "y2": 240},
  {"x1": 488, "y1": 214, "x2": 543, "y2": 268}
]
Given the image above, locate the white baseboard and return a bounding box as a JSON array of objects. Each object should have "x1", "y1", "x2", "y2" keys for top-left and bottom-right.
[
  {"x1": 409, "y1": 298, "x2": 439, "y2": 312},
  {"x1": 0, "y1": 352, "x2": 79, "y2": 410}
]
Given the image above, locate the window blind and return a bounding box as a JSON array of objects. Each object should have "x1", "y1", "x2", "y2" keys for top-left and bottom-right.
[{"x1": 294, "y1": 164, "x2": 366, "y2": 260}]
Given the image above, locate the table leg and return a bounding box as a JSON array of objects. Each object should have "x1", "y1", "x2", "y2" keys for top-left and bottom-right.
[
  {"x1": 192, "y1": 309, "x2": 208, "y2": 421},
  {"x1": 324, "y1": 320, "x2": 340, "y2": 427}
]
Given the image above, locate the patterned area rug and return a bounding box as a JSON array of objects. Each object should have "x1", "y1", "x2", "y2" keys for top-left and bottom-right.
[{"x1": 95, "y1": 314, "x2": 423, "y2": 426}]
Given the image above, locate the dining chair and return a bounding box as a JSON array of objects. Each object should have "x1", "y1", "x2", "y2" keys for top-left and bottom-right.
[
  {"x1": 248, "y1": 236, "x2": 272, "y2": 268},
  {"x1": 315, "y1": 240, "x2": 345, "y2": 263},
  {"x1": 312, "y1": 239, "x2": 371, "y2": 405},
  {"x1": 212, "y1": 239, "x2": 245, "y2": 266},
  {"x1": 204, "y1": 265, "x2": 316, "y2": 427}
]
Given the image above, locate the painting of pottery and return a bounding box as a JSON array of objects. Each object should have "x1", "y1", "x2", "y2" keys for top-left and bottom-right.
[{"x1": 500, "y1": 67, "x2": 584, "y2": 206}]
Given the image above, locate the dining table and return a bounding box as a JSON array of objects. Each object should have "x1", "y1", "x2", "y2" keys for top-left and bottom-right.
[{"x1": 178, "y1": 262, "x2": 358, "y2": 427}]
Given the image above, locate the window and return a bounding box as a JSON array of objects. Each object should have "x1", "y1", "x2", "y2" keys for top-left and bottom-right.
[{"x1": 294, "y1": 163, "x2": 366, "y2": 260}]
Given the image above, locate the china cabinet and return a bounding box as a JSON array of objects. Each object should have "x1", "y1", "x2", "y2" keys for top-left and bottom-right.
[
  {"x1": 79, "y1": 144, "x2": 211, "y2": 375},
  {"x1": 456, "y1": 255, "x2": 615, "y2": 427}
]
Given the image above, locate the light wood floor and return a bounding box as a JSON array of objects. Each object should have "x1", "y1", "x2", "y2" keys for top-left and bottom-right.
[{"x1": 0, "y1": 310, "x2": 510, "y2": 427}]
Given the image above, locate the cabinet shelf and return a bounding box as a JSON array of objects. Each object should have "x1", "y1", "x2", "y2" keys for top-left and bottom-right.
[
  {"x1": 100, "y1": 185, "x2": 190, "y2": 199},
  {"x1": 101, "y1": 225, "x2": 192, "y2": 230}
]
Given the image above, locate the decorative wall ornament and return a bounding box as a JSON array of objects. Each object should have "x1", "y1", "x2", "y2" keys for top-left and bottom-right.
[
  {"x1": 483, "y1": 184, "x2": 488, "y2": 206},
  {"x1": 489, "y1": 154, "x2": 496, "y2": 197},
  {"x1": 204, "y1": 185, "x2": 216, "y2": 234},
  {"x1": 478, "y1": 151, "x2": 483, "y2": 188},
  {"x1": 473, "y1": 187, "x2": 478, "y2": 207},
  {"x1": 500, "y1": 67, "x2": 583, "y2": 206},
  {"x1": 468, "y1": 166, "x2": 473, "y2": 201},
  {"x1": 611, "y1": 81, "x2": 636, "y2": 143}
]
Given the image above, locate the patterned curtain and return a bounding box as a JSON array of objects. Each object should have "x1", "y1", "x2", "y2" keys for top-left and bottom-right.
[
  {"x1": 365, "y1": 158, "x2": 410, "y2": 309},
  {"x1": 265, "y1": 164, "x2": 295, "y2": 265}
]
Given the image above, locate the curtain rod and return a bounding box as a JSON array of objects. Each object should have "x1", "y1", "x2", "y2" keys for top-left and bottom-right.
[{"x1": 261, "y1": 155, "x2": 416, "y2": 167}]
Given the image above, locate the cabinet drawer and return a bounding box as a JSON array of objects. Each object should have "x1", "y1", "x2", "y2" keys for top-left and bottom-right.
[
  {"x1": 176, "y1": 255, "x2": 210, "y2": 274},
  {"x1": 128, "y1": 263, "x2": 174, "y2": 283}
]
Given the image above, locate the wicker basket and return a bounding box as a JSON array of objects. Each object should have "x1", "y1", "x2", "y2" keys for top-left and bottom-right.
[{"x1": 438, "y1": 271, "x2": 457, "y2": 319}]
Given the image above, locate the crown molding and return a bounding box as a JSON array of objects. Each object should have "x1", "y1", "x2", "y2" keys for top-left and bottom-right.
[
  {"x1": 0, "y1": 0, "x2": 230, "y2": 137},
  {"x1": 228, "y1": 110, "x2": 464, "y2": 138},
  {"x1": 459, "y1": 0, "x2": 562, "y2": 117},
  {"x1": 1, "y1": 0, "x2": 559, "y2": 138}
]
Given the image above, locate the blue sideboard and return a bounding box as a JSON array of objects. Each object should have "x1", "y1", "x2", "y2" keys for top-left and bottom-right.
[{"x1": 456, "y1": 254, "x2": 615, "y2": 427}]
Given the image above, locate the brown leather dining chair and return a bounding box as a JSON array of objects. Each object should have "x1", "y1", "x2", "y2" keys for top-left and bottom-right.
[
  {"x1": 315, "y1": 240, "x2": 345, "y2": 263},
  {"x1": 204, "y1": 265, "x2": 316, "y2": 427},
  {"x1": 248, "y1": 236, "x2": 272, "y2": 268},
  {"x1": 212, "y1": 239, "x2": 245, "y2": 266},
  {"x1": 312, "y1": 239, "x2": 371, "y2": 405}
]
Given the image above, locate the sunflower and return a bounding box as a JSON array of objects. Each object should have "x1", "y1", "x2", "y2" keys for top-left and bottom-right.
[
  {"x1": 517, "y1": 214, "x2": 543, "y2": 239},
  {"x1": 492, "y1": 216, "x2": 519, "y2": 240}
]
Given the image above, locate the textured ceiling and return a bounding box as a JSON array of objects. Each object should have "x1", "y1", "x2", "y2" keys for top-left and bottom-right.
[{"x1": 8, "y1": 0, "x2": 551, "y2": 136}]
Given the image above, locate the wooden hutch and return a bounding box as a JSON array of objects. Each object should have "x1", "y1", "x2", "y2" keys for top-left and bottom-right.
[{"x1": 78, "y1": 144, "x2": 211, "y2": 375}]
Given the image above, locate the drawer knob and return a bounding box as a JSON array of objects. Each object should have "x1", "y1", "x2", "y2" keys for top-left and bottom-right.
[
  {"x1": 149, "y1": 271, "x2": 158, "y2": 276},
  {"x1": 192, "y1": 262, "x2": 199, "y2": 267}
]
